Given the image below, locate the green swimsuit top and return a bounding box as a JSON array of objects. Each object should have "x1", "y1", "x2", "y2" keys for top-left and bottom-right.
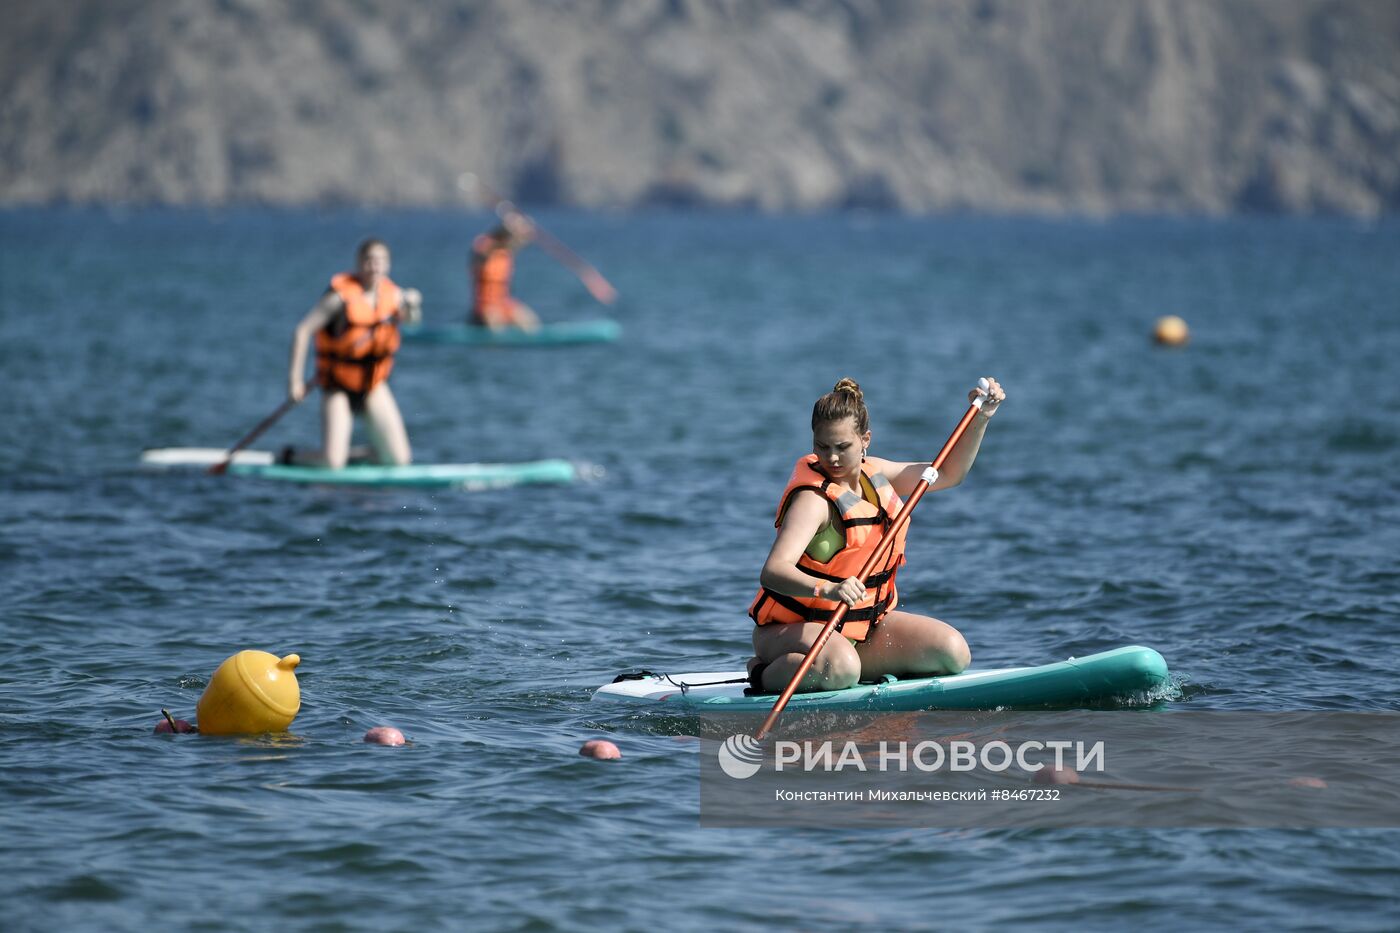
[
  {"x1": 792, "y1": 473, "x2": 880, "y2": 564},
  {"x1": 805, "y1": 520, "x2": 846, "y2": 563}
]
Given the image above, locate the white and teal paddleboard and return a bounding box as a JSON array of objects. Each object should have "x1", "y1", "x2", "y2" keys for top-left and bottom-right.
[
  {"x1": 140, "y1": 448, "x2": 578, "y2": 489},
  {"x1": 402, "y1": 319, "x2": 621, "y2": 347},
  {"x1": 592, "y1": 645, "x2": 1170, "y2": 712}
]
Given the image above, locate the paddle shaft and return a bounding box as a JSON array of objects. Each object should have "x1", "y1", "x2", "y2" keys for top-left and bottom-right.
[
  {"x1": 471, "y1": 177, "x2": 617, "y2": 305},
  {"x1": 753, "y1": 397, "x2": 987, "y2": 741},
  {"x1": 207, "y1": 395, "x2": 301, "y2": 475}
]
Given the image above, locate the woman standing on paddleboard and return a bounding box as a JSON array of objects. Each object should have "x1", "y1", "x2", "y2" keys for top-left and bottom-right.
[
  {"x1": 747, "y1": 377, "x2": 1005, "y2": 693},
  {"x1": 286, "y1": 238, "x2": 422, "y2": 468}
]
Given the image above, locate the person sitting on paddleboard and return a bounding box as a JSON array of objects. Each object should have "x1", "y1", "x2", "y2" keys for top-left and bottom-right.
[
  {"x1": 469, "y1": 210, "x2": 541, "y2": 332},
  {"x1": 286, "y1": 238, "x2": 422, "y2": 469},
  {"x1": 747, "y1": 376, "x2": 1005, "y2": 693}
]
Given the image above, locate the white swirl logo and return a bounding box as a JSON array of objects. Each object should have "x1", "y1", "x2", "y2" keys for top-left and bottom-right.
[{"x1": 717, "y1": 734, "x2": 765, "y2": 780}]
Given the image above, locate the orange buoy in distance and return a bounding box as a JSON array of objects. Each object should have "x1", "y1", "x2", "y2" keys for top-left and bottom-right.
[
  {"x1": 1153, "y1": 315, "x2": 1190, "y2": 347},
  {"x1": 196, "y1": 651, "x2": 302, "y2": 735}
]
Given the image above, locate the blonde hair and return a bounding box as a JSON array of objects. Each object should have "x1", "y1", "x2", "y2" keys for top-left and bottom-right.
[{"x1": 811, "y1": 378, "x2": 869, "y2": 433}]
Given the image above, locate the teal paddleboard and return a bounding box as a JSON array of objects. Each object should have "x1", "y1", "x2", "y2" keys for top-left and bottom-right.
[
  {"x1": 592, "y1": 646, "x2": 1170, "y2": 712},
  {"x1": 140, "y1": 448, "x2": 578, "y2": 489},
  {"x1": 402, "y1": 319, "x2": 620, "y2": 346},
  {"x1": 226, "y1": 460, "x2": 576, "y2": 489}
]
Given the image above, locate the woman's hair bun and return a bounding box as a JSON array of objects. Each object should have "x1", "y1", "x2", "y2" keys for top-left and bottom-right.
[
  {"x1": 832, "y1": 378, "x2": 862, "y2": 401},
  {"x1": 812, "y1": 377, "x2": 869, "y2": 433}
]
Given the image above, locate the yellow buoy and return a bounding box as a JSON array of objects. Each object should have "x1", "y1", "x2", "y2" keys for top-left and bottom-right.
[
  {"x1": 196, "y1": 651, "x2": 302, "y2": 735},
  {"x1": 1153, "y1": 315, "x2": 1190, "y2": 347}
]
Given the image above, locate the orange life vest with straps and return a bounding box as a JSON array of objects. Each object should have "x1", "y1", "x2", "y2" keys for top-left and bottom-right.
[
  {"x1": 472, "y1": 234, "x2": 513, "y2": 318},
  {"x1": 748, "y1": 454, "x2": 909, "y2": 642},
  {"x1": 315, "y1": 273, "x2": 402, "y2": 394}
]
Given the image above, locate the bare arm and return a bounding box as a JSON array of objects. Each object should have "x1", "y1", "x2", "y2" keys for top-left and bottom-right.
[
  {"x1": 759, "y1": 490, "x2": 868, "y2": 608},
  {"x1": 872, "y1": 377, "x2": 1006, "y2": 498},
  {"x1": 503, "y1": 210, "x2": 535, "y2": 249},
  {"x1": 869, "y1": 417, "x2": 989, "y2": 498},
  {"x1": 399, "y1": 287, "x2": 422, "y2": 327},
  {"x1": 287, "y1": 291, "x2": 342, "y2": 401}
]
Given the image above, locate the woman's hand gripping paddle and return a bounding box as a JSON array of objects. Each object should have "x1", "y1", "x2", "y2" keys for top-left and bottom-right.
[
  {"x1": 458, "y1": 173, "x2": 618, "y2": 305},
  {"x1": 207, "y1": 395, "x2": 303, "y2": 475},
  {"x1": 753, "y1": 380, "x2": 994, "y2": 741}
]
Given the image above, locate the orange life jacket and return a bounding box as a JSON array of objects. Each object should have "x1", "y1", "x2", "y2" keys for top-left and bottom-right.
[
  {"x1": 472, "y1": 234, "x2": 513, "y2": 318},
  {"x1": 749, "y1": 455, "x2": 908, "y2": 642},
  {"x1": 315, "y1": 273, "x2": 402, "y2": 394}
]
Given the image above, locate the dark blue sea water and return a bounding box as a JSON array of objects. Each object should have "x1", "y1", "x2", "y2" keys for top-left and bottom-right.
[{"x1": 2, "y1": 208, "x2": 1398, "y2": 930}]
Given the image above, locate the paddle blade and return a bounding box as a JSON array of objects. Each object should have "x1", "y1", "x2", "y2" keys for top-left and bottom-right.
[
  {"x1": 206, "y1": 395, "x2": 300, "y2": 476},
  {"x1": 581, "y1": 270, "x2": 618, "y2": 305}
]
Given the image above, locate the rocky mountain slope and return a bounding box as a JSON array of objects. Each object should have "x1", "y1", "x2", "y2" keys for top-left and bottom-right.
[{"x1": 3, "y1": 0, "x2": 1397, "y2": 214}]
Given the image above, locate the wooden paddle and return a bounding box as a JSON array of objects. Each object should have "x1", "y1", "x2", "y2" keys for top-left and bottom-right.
[
  {"x1": 207, "y1": 394, "x2": 303, "y2": 475},
  {"x1": 458, "y1": 173, "x2": 618, "y2": 305},
  {"x1": 753, "y1": 381, "x2": 993, "y2": 741}
]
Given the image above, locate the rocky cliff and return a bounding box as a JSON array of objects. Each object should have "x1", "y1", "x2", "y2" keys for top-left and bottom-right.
[{"x1": 3, "y1": 0, "x2": 1398, "y2": 214}]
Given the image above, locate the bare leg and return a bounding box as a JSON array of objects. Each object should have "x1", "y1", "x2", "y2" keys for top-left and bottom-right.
[
  {"x1": 320, "y1": 390, "x2": 354, "y2": 469},
  {"x1": 277, "y1": 391, "x2": 365, "y2": 467},
  {"x1": 511, "y1": 299, "x2": 540, "y2": 333},
  {"x1": 751, "y1": 622, "x2": 862, "y2": 692},
  {"x1": 855, "y1": 610, "x2": 970, "y2": 680},
  {"x1": 361, "y1": 383, "x2": 411, "y2": 466}
]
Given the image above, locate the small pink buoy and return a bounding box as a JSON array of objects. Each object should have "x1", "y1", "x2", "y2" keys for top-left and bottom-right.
[
  {"x1": 579, "y1": 739, "x2": 621, "y2": 760},
  {"x1": 1033, "y1": 765, "x2": 1080, "y2": 785},
  {"x1": 154, "y1": 717, "x2": 196, "y2": 734},
  {"x1": 1289, "y1": 776, "x2": 1327, "y2": 789},
  {"x1": 364, "y1": 726, "x2": 406, "y2": 746}
]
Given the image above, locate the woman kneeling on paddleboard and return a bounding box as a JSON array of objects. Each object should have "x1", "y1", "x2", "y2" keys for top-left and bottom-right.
[
  {"x1": 286, "y1": 238, "x2": 422, "y2": 468},
  {"x1": 469, "y1": 211, "x2": 540, "y2": 333},
  {"x1": 747, "y1": 377, "x2": 1005, "y2": 694}
]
